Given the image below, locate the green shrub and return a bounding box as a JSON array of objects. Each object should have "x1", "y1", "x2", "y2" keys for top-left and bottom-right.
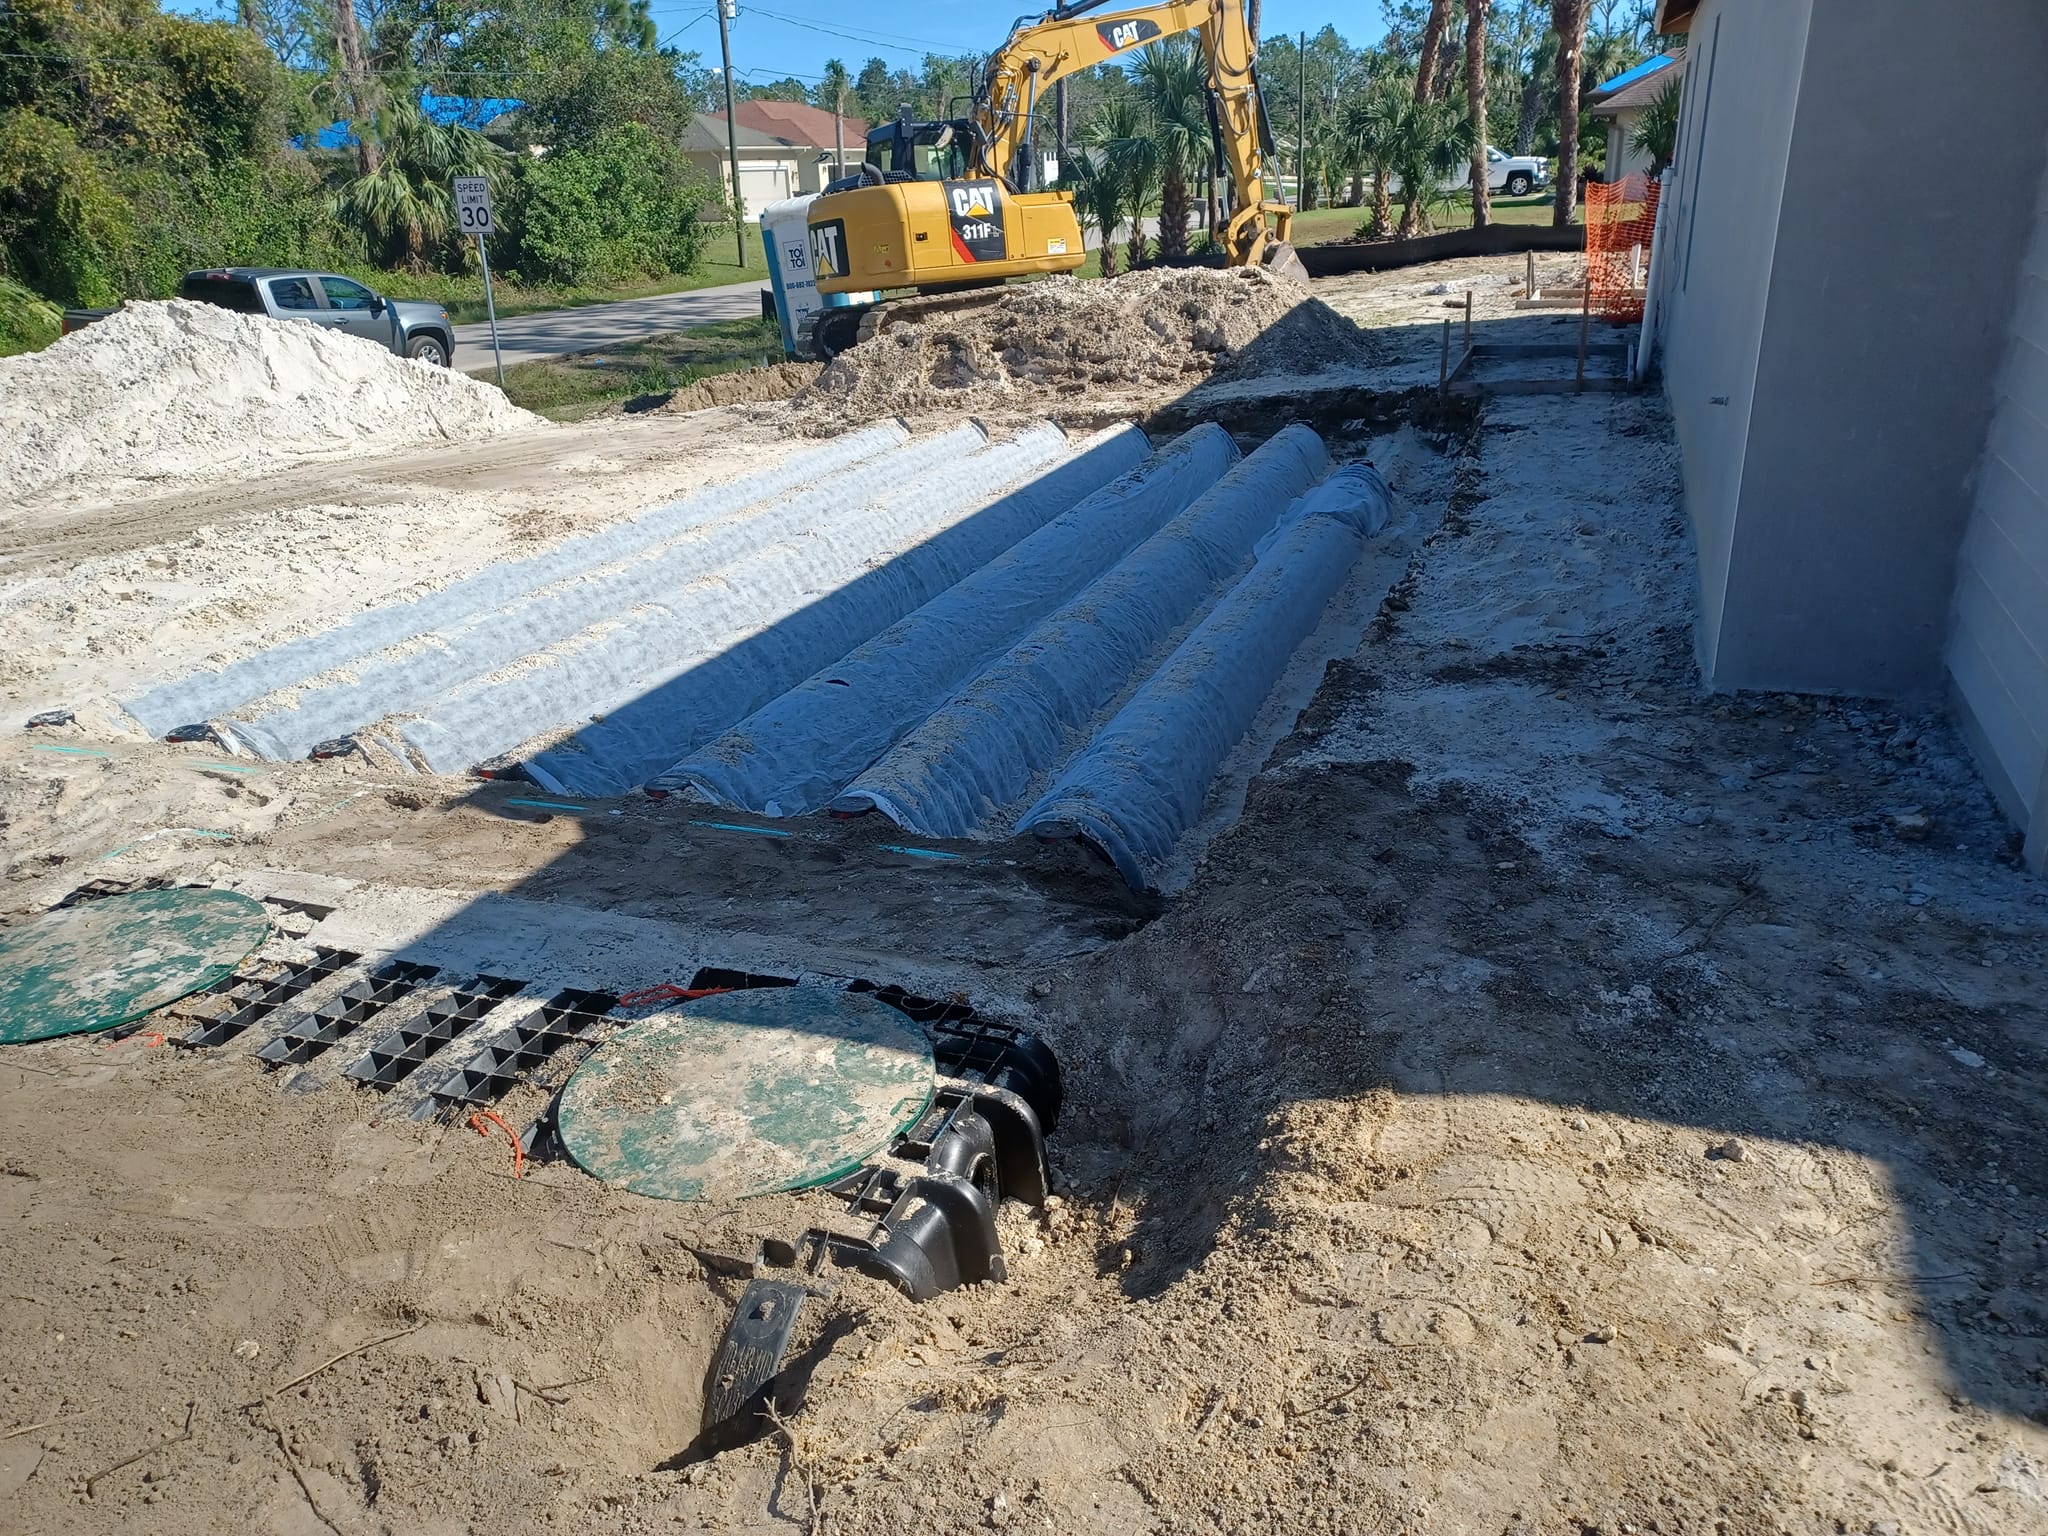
[
  {"x1": 0, "y1": 110, "x2": 131, "y2": 307},
  {"x1": 510, "y1": 123, "x2": 714, "y2": 285},
  {"x1": 0, "y1": 277, "x2": 62, "y2": 355}
]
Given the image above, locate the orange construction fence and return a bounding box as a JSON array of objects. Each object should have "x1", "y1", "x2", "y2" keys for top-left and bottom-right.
[{"x1": 1584, "y1": 173, "x2": 1661, "y2": 323}]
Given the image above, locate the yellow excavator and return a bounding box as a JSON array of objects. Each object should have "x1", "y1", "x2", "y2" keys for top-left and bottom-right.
[{"x1": 799, "y1": 0, "x2": 1301, "y2": 357}]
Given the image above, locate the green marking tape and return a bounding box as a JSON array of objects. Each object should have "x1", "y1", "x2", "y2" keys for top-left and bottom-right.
[
  {"x1": 877, "y1": 843, "x2": 962, "y2": 861},
  {"x1": 31, "y1": 745, "x2": 111, "y2": 757},
  {"x1": 504, "y1": 798, "x2": 591, "y2": 813}
]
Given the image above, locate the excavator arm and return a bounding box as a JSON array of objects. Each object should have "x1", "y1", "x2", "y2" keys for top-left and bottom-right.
[{"x1": 973, "y1": 0, "x2": 1294, "y2": 265}]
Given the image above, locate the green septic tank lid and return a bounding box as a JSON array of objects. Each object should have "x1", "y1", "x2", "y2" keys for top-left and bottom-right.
[
  {"x1": 0, "y1": 887, "x2": 270, "y2": 1045},
  {"x1": 557, "y1": 986, "x2": 934, "y2": 1203}
]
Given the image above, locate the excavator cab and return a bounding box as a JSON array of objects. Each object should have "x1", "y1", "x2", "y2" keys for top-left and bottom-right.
[{"x1": 864, "y1": 115, "x2": 975, "y2": 183}]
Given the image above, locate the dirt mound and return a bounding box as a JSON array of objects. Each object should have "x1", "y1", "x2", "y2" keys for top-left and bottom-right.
[
  {"x1": 0, "y1": 299, "x2": 541, "y2": 502},
  {"x1": 654, "y1": 360, "x2": 818, "y2": 414},
  {"x1": 796, "y1": 266, "x2": 1378, "y2": 423}
]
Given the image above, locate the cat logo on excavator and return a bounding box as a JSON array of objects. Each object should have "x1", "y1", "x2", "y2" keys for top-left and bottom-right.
[
  {"x1": 809, "y1": 219, "x2": 847, "y2": 279},
  {"x1": 944, "y1": 180, "x2": 1006, "y2": 263},
  {"x1": 1098, "y1": 17, "x2": 1161, "y2": 50}
]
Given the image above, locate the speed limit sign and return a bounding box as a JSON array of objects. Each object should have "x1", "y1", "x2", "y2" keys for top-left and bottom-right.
[
  {"x1": 453, "y1": 174, "x2": 505, "y2": 388},
  {"x1": 453, "y1": 175, "x2": 494, "y2": 236}
]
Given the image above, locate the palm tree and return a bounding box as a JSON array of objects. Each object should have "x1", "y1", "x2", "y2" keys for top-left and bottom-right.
[
  {"x1": 1063, "y1": 148, "x2": 1127, "y2": 278},
  {"x1": 1388, "y1": 94, "x2": 1469, "y2": 237},
  {"x1": 1414, "y1": 0, "x2": 1453, "y2": 103},
  {"x1": 1342, "y1": 81, "x2": 1405, "y2": 238},
  {"x1": 332, "y1": 101, "x2": 511, "y2": 270},
  {"x1": 1085, "y1": 97, "x2": 1159, "y2": 271},
  {"x1": 1467, "y1": 0, "x2": 1493, "y2": 228},
  {"x1": 1131, "y1": 38, "x2": 1207, "y2": 263},
  {"x1": 1629, "y1": 75, "x2": 1680, "y2": 176},
  {"x1": 1550, "y1": 0, "x2": 1589, "y2": 225}
]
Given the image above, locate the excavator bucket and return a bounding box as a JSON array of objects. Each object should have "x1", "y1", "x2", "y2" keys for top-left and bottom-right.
[{"x1": 1261, "y1": 240, "x2": 1309, "y2": 285}]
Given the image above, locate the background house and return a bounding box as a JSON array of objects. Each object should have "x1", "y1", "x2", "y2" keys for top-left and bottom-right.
[
  {"x1": 681, "y1": 113, "x2": 800, "y2": 214},
  {"x1": 714, "y1": 102, "x2": 870, "y2": 194},
  {"x1": 1649, "y1": 0, "x2": 2048, "y2": 869},
  {"x1": 1587, "y1": 52, "x2": 1684, "y2": 183}
]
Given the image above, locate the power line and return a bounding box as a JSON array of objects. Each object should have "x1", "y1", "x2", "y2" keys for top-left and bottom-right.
[
  {"x1": 741, "y1": 5, "x2": 980, "y2": 59},
  {"x1": 736, "y1": 63, "x2": 829, "y2": 83}
]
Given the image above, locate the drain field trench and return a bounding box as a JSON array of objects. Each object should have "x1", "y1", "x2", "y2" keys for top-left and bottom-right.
[{"x1": 120, "y1": 418, "x2": 1402, "y2": 888}]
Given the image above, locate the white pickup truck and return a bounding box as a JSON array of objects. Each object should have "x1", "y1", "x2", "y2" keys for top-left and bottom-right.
[
  {"x1": 1385, "y1": 146, "x2": 1550, "y2": 201},
  {"x1": 1467, "y1": 146, "x2": 1550, "y2": 197}
]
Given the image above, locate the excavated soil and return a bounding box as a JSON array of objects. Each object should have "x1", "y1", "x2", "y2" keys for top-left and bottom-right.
[
  {"x1": 797, "y1": 266, "x2": 1381, "y2": 427},
  {"x1": 652, "y1": 361, "x2": 819, "y2": 415},
  {"x1": 2, "y1": 262, "x2": 2046, "y2": 1536}
]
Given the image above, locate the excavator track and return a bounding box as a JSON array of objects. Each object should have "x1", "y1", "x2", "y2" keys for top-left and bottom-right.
[{"x1": 803, "y1": 287, "x2": 1012, "y2": 361}]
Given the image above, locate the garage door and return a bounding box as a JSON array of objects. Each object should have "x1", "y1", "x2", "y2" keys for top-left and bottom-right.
[{"x1": 737, "y1": 162, "x2": 791, "y2": 215}]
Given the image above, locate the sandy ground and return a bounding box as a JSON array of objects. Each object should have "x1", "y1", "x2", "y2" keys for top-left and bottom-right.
[{"x1": 3, "y1": 256, "x2": 2046, "y2": 1535}]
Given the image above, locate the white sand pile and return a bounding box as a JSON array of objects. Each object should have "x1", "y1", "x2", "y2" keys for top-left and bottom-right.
[
  {"x1": 0, "y1": 299, "x2": 541, "y2": 500},
  {"x1": 799, "y1": 266, "x2": 1381, "y2": 422}
]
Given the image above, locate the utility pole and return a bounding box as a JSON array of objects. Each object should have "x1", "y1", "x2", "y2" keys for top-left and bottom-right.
[
  {"x1": 716, "y1": 0, "x2": 747, "y2": 267},
  {"x1": 1297, "y1": 30, "x2": 1306, "y2": 210},
  {"x1": 834, "y1": 82, "x2": 846, "y2": 179}
]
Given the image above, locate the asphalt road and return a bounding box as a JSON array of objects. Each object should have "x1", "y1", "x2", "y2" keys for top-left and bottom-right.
[
  {"x1": 451, "y1": 220, "x2": 1171, "y2": 374},
  {"x1": 453, "y1": 279, "x2": 768, "y2": 371}
]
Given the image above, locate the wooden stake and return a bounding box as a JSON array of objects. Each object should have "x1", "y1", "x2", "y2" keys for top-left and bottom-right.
[
  {"x1": 1464, "y1": 288, "x2": 1473, "y2": 349},
  {"x1": 1440, "y1": 318, "x2": 1451, "y2": 392},
  {"x1": 1576, "y1": 281, "x2": 1591, "y2": 394},
  {"x1": 1527, "y1": 248, "x2": 1537, "y2": 299}
]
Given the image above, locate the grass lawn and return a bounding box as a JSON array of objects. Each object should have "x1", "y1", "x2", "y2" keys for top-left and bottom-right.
[
  {"x1": 364, "y1": 225, "x2": 768, "y2": 326},
  {"x1": 1284, "y1": 193, "x2": 1578, "y2": 244},
  {"x1": 1068, "y1": 192, "x2": 1578, "y2": 278},
  {"x1": 497, "y1": 314, "x2": 784, "y2": 422}
]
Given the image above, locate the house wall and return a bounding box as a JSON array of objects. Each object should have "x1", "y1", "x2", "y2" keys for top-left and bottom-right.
[
  {"x1": 1659, "y1": 0, "x2": 2048, "y2": 700},
  {"x1": 1709, "y1": 0, "x2": 2048, "y2": 697},
  {"x1": 689, "y1": 150, "x2": 800, "y2": 216},
  {"x1": 1948, "y1": 144, "x2": 2048, "y2": 870},
  {"x1": 1654, "y1": 0, "x2": 1815, "y2": 674},
  {"x1": 1603, "y1": 110, "x2": 1654, "y2": 184}
]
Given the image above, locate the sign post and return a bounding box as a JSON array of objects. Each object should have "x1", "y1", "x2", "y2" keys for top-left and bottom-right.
[{"x1": 453, "y1": 175, "x2": 505, "y2": 388}]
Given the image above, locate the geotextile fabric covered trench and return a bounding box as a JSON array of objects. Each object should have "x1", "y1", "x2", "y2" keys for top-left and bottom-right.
[{"x1": 121, "y1": 419, "x2": 1398, "y2": 885}]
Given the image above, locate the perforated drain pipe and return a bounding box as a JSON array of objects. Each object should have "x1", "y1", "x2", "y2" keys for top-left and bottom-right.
[
  {"x1": 506, "y1": 424, "x2": 1155, "y2": 796},
  {"x1": 1017, "y1": 465, "x2": 1396, "y2": 890},
  {"x1": 653, "y1": 424, "x2": 1242, "y2": 817},
  {"x1": 215, "y1": 424, "x2": 995, "y2": 763},
  {"x1": 121, "y1": 424, "x2": 911, "y2": 740},
  {"x1": 835, "y1": 424, "x2": 1332, "y2": 838}
]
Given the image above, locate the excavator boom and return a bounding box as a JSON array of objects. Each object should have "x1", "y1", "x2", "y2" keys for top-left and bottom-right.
[{"x1": 976, "y1": 0, "x2": 1292, "y2": 266}]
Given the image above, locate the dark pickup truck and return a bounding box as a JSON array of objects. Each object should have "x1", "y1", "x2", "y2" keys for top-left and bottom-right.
[{"x1": 62, "y1": 268, "x2": 458, "y2": 366}]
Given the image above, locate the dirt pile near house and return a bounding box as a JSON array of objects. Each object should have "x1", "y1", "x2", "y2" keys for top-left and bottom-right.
[
  {"x1": 796, "y1": 266, "x2": 1380, "y2": 424},
  {"x1": 0, "y1": 300, "x2": 541, "y2": 502}
]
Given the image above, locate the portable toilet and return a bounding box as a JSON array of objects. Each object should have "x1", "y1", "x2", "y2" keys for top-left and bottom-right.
[{"x1": 760, "y1": 194, "x2": 875, "y2": 359}]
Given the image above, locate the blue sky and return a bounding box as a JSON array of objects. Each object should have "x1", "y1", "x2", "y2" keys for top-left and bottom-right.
[
  {"x1": 656, "y1": 1, "x2": 1397, "y2": 92},
  {"x1": 165, "y1": 0, "x2": 1398, "y2": 96}
]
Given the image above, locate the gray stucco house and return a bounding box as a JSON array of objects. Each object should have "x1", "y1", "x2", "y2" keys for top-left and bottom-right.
[{"x1": 1650, "y1": 0, "x2": 2048, "y2": 870}]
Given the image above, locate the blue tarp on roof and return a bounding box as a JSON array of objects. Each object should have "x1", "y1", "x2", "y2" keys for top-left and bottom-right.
[
  {"x1": 293, "y1": 94, "x2": 521, "y2": 151},
  {"x1": 1592, "y1": 54, "x2": 1673, "y2": 97}
]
